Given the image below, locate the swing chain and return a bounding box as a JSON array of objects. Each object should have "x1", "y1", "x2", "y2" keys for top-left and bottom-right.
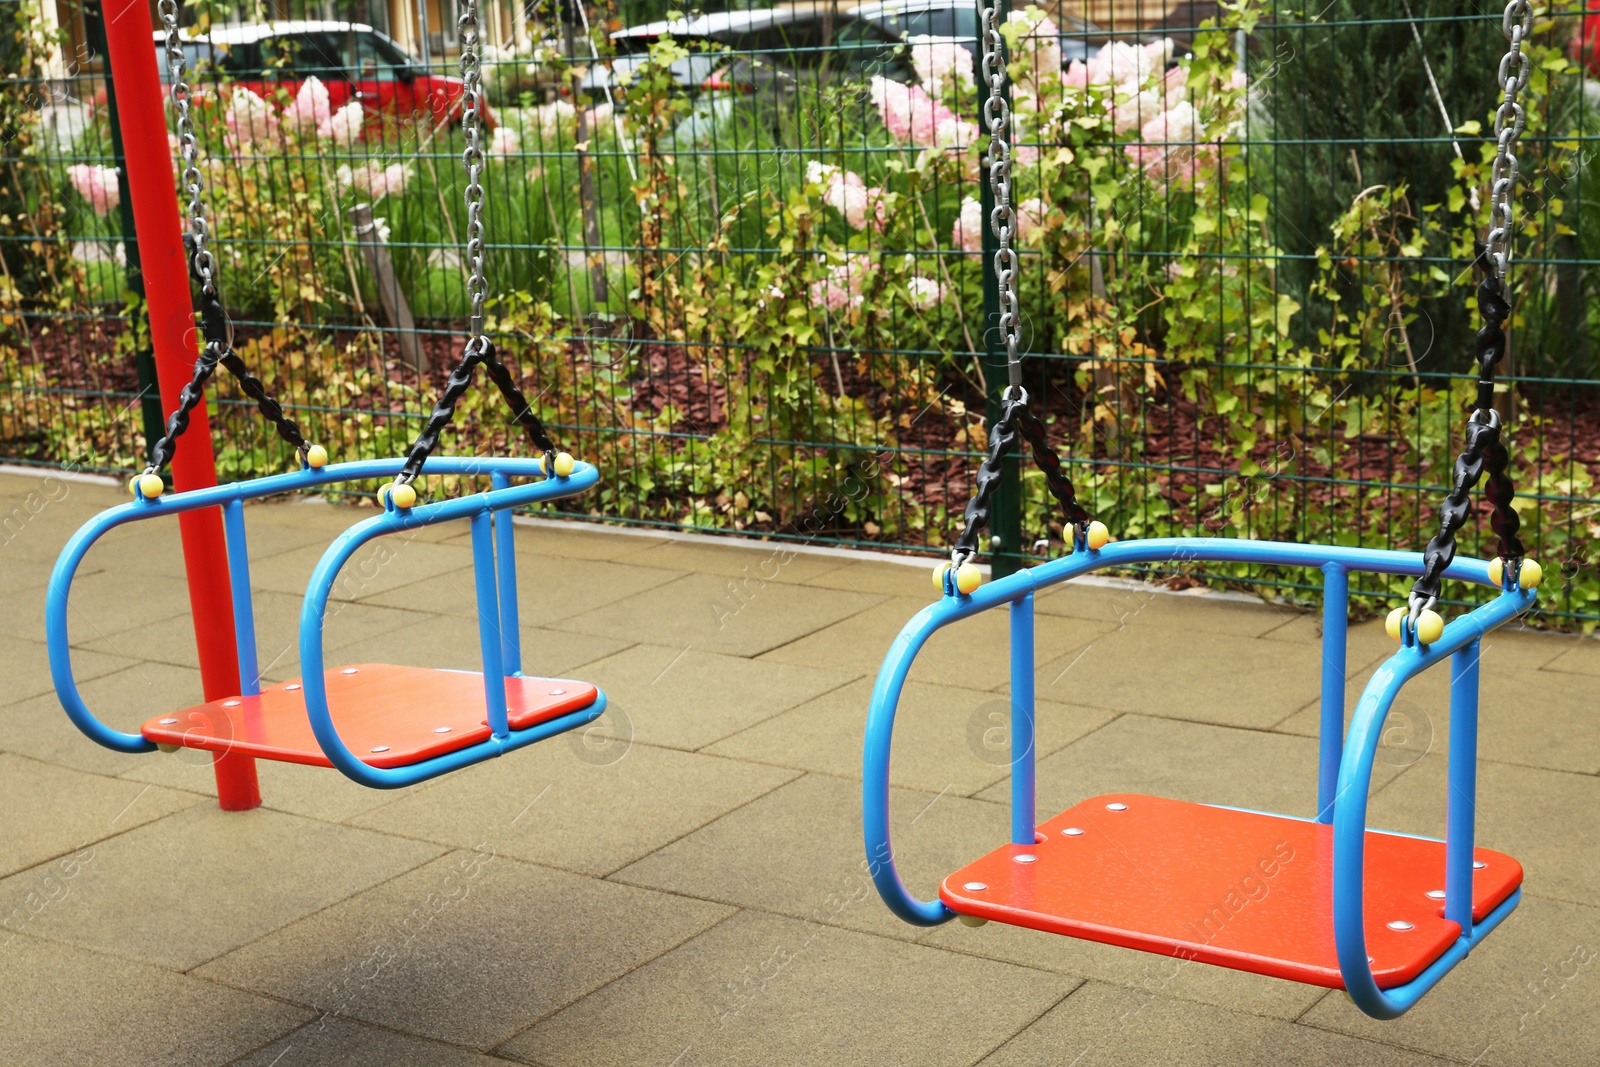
[
  {"x1": 158, "y1": 0, "x2": 219, "y2": 303},
  {"x1": 459, "y1": 0, "x2": 490, "y2": 344},
  {"x1": 1408, "y1": 4, "x2": 1534, "y2": 620},
  {"x1": 148, "y1": 1, "x2": 313, "y2": 477},
  {"x1": 948, "y1": 2, "x2": 1090, "y2": 564},
  {"x1": 390, "y1": 0, "x2": 562, "y2": 486},
  {"x1": 1485, "y1": 0, "x2": 1534, "y2": 284},
  {"x1": 980, "y1": 2, "x2": 1021, "y2": 387}
]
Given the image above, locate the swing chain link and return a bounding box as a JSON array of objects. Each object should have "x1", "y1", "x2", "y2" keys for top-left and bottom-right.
[
  {"x1": 980, "y1": 3, "x2": 1021, "y2": 388},
  {"x1": 458, "y1": 0, "x2": 490, "y2": 347},
  {"x1": 1485, "y1": 0, "x2": 1534, "y2": 284}
]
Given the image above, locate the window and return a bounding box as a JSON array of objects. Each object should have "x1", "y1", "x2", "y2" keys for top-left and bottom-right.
[
  {"x1": 154, "y1": 40, "x2": 259, "y2": 82},
  {"x1": 262, "y1": 33, "x2": 348, "y2": 80},
  {"x1": 731, "y1": 19, "x2": 827, "y2": 59},
  {"x1": 835, "y1": 20, "x2": 910, "y2": 78},
  {"x1": 352, "y1": 33, "x2": 406, "y2": 82}
]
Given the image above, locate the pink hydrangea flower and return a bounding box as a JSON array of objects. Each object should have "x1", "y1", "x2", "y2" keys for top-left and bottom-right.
[
  {"x1": 285, "y1": 76, "x2": 331, "y2": 131},
  {"x1": 317, "y1": 101, "x2": 365, "y2": 146},
  {"x1": 906, "y1": 276, "x2": 945, "y2": 309},
  {"x1": 490, "y1": 127, "x2": 521, "y2": 155},
  {"x1": 809, "y1": 257, "x2": 874, "y2": 313},
  {"x1": 1008, "y1": 11, "x2": 1062, "y2": 80},
  {"x1": 907, "y1": 36, "x2": 974, "y2": 96},
  {"x1": 66, "y1": 164, "x2": 119, "y2": 216},
  {"x1": 533, "y1": 99, "x2": 577, "y2": 137},
  {"x1": 952, "y1": 196, "x2": 984, "y2": 254},
  {"x1": 337, "y1": 161, "x2": 412, "y2": 200},
  {"x1": 1061, "y1": 59, "x2": 1090, "y2": 90},
  {"x1": 1126, "y1": 101, "x2": 1215, "y2": 184},
  {"x1": 807, "y1": 161, "x2": 891, "y2": 232},
  {"x1": 224, "y1": 88, "x2": 279, "y2": 148},
  {"x1": 872, "y1": 76, "x2": 970, "y2": 147}
]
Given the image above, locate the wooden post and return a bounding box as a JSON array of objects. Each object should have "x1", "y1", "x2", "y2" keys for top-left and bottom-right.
[{"x1": 349, "y1": 203, "x2": 428, "y2": 375}]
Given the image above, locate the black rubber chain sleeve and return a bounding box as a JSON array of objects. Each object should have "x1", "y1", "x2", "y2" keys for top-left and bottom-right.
[
  {"x1": 145, "y1": 242, "x2": 308, "y2": 470},
  {"x1": 145, "y1": 344, "x2": 224, "y2": 473},
  {"x1": 954, "y1": 393, "x2": 1093, "y2": 561},
  {"x1": 1409, "y1": 260, "x2": 1524, "y2": 604},
  {"x1": 1014, "y1": 404, "x2": 1090, "y2": 529},
  {"x1": 952, "y1": 397, "x2": 1022, "y2": 560},
  {"x1": 397, "y1": 338, "x2": 559, "y2": 483}
]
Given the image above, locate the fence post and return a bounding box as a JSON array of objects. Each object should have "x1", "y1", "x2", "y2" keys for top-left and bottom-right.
[
  {"x1": 563, "y1": 4, "x2": 607, "y2": 307},
  {"x1": 978, "y1": 0, "x2": 1022, "y2": 579},
  {"x1": 81, "y1": 0, "x2": 164, "y2": 458},
  {"x1": 348, "y1": 203, "x2": 428, "y2": 374}
]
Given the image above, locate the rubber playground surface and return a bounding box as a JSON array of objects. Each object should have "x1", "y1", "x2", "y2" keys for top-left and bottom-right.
[{"x1": 2, "y1": 467, "x2": 1597, "y2": 1066}]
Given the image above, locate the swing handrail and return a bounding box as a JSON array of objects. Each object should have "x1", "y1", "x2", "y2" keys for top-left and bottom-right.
[
  {"x1": 47, "y1": 456, "x2": 603, "y2": 786},
  {"x1": 862, "y1": 537, "x2": 1536, "y2": 1011}
]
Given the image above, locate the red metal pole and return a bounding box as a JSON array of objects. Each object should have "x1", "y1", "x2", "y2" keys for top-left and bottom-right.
[{"x1": 104, "y1": 0, "x2": 260, "y2": 810}]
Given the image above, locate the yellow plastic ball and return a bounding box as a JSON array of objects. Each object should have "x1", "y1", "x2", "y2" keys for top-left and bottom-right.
[
  {"x1": 1519, "y1": 558, "x2": 1542, "y2": 590},
  {"x1": 955, "y1": 562, "x2": 982, "y2": 595},
  {"x1": 553, "y1": 452, "x2": 575, "y2": 477},
  {"x1": 1085, "y1": 520, "x2": 1111, "y2": 550},
  {"x1": 1385, "y1": 607, "x2": 1406, "y2": 642},
  {"x1": 388, "y1": 482, "x2": 417, "y2": 509},
  {"x1": 932, "y1": 561, "x2": 952, "y2": 593},
  {"x1": 129, "y1": 473, "x2": 164, "y2": 499},
  {"x1": 305, "y1": 444, "x2": 329, "y2": 469},
  {"x1": 957, "y1": 914, "x2": 989, "y2": 928},
  {"x1": 1416, "y1": 609, "x2": 1445, "y2": 646},
  {"x1": 1487, "y1": 557, "x2": 1505, "y2": 588}
]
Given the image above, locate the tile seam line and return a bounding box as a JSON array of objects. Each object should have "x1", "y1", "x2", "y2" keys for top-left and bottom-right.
[
  {"x1": 177, "y1": 845, "x2": 452, "y2": 976},
  {"x1": 486, "y1": 906, "x2": 749, "y2": 1057},
  {"x1": 1292, "y1": 1015, "x2": 1489, "y2": 1065},
  {"x1": 596, "y1": 766, "x2": 807, "y2": 880},
  {"x1": 687, "y1": 672, "x2": 872, "y2": 755},
  {"x1": 964, "y1": 983, "x2": 1087, "y2": 1067}
]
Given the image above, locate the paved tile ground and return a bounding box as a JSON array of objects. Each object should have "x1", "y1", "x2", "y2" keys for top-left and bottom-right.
[{"x1": 1, "y1": 468, "x2": 1596, "y2": 1066}]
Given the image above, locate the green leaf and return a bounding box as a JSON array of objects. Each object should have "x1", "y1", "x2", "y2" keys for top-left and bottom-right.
[{"x1": 1274, "y1": 294, "x2": 1300, "y2": 337}]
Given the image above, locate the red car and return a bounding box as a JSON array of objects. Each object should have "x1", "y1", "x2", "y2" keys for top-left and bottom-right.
[
  {"x1": 1573, "y1": 1, "x2": 1600, "y2": 75},
  {"x1": 151, "y1": 20, "x2": 491, "y2": 130}
]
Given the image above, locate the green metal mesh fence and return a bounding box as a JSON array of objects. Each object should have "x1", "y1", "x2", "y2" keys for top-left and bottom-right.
[{"x1": 2, "y1": 0, "x2": 1596, "y2": 626}]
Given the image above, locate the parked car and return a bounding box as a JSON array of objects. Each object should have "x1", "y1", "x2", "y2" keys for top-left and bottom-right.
[
  {"x1": 582, "y1": 5, "x2": 909, "y2": 96},
  {"x1": 583, "y1": 0, "x2": 1098, "y2": 97},
  {"x1": 150, "y1": 21, "x2": 490, "y2": 128},
  {"x1": 1575, "y1": 0, "x2": 1600, "y2": 76}
]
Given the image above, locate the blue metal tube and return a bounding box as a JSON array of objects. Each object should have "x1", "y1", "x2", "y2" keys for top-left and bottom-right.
[
  {"x1": 1446, "y1": 641, "x2": 1482, "y2": 932},
  {"x1": 49, "y1": 456, "x2": 599, "y2": 777},
  {"x1": 1331, "y1": 589, "x2": 1533, "y2": 1018},
  {"x1": 1011, "y1": 593, "x2": 1036, "y2": 845},
  {"x1": 222, "y1": 497, "x2": 261, "y2": 697},
  {"x1": 1317, "y1": 562, "x2": 1349, "y2": 822},
  {"x1": 470, "y1": 509, "x2": 510, "y2": 739},
  {"x1": 490, "y1": 469, "x2": 523, "y2": 676},
  {"x1": 862, "y1": 536, "x2": 1534, "y2": 976}
]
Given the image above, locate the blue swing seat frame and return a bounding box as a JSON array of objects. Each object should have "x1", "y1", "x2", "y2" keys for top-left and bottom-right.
[
  {"x1": 47, "y1": 456, "x2": 607, "y2": 789},
  {"x1": 863, "y1": 537, "x2": 1537, "y2": 1019}
]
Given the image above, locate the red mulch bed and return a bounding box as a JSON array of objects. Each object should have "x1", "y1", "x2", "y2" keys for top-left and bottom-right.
[{"x1": 10, "y1": 312, "x2": 1598, "y2": 549}]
